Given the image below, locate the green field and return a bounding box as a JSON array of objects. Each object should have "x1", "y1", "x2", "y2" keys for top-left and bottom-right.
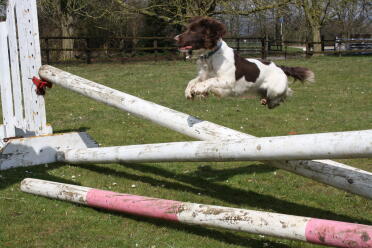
[{"x1": 1, "y1": 56, "x2": 371, "y2": 248}]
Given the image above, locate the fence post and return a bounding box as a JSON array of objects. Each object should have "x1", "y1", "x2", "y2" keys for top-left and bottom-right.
[
  {"x1": 120, "y1": 38, "x2": 125, "y2": 62},
  {"x1": 305, "y1": 41, "x2": 311, "y2": 58},
  {"x1": 261, "y1": 36, "x2": 268, "y2": 59},
  {"x1": 131, "y1": 37, "x2": 137, "y2": 57},
  {"x1": 236, "y1": 38, "x2": 240, "y2": 54},
  {"x1": 45, "y1": 38, "x2": 50, "y2": 64},
  {"x1": 337, "y1": 39, "x2": 342, "y2": 57},
  {"x1": 86, "y1": 38, "x2": 91, "y2": 64},
  {"x1": 321, "y1": 35, "x2": 325, "y2": 51},
  {"x1": 333, "y1": 37, "x2": 337, "y2": 56},
  {"x1": 153, "y1": 39, "x2": 158, "y2": 62},
  {"x1": 284, "y1": 41, "x2": 287, "y2": 60}
]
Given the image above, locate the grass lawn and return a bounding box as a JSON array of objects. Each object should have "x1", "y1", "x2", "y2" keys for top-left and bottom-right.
[{"x1": 0, "y1": 56, "x2": 371, "y2": 248}]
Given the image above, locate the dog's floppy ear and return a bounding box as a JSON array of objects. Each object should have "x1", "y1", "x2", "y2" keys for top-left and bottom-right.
[
  {"x1": 188, "y1": 16, "x2": 204, "y2": 24},
  {"x1": 199, "y1": 17, "x2": 226, "y2": 38},
  {"x1": 188, "y1": 16, "x2": 226, "y2": 38},
  {"x1": 198, "y1": 17, "x2": 226, "y2": 49}
]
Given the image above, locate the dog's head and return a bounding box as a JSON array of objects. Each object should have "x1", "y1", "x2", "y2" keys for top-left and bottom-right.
[{"x1": 175, "y1": 17, "x2": 226, "y2": 52}]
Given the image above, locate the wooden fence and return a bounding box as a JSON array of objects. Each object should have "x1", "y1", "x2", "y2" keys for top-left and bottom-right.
[{"x1": 39, "y1": 36, "x2": 372, "y2": 64}]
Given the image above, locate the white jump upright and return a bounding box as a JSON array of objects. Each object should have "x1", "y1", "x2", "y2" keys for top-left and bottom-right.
[
  {"x1": 0, "y1": 0, "x2": 98, "y2": 170},
  {"x1": 0, "y1": 0, "x2": 49, "y2": 138},
  {"x1": 21, "y1": 178, "x2": 372, "y2": 248},
  {"x1": 39, "y1": 65, "x2": 372, "y2": 199}
]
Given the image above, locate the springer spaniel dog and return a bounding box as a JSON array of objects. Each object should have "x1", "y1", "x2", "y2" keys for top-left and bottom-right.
[{"x1": 175, "y1": 17, "x2": 315, "y2": 109}]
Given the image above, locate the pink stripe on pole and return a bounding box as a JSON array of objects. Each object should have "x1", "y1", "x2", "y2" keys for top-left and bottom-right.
[
  {"x1": 86, "y1": 189, "x2": 182, "y2": 221},
  {"x1": 305, "y1": 218, "x2": 372, "y2": 248}
]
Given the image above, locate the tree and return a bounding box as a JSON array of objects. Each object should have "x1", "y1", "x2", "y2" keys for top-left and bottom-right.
[
  {"x1": 0, "y1": 0, "x2": 7, "y2": 21},
  {"x1": 296, "y1": 0, "x2": 332, "y2": 53},
  {"x1": 327, "y1": 0, "x2": 371, "y2": 38},
  {"x1": 113, "y1": 0, "x2": 293, "y2": 26},
  {"x1": 38, "y1": 0, "x2": 91, "y2": 60},
  {"x1": 113, "y1": 0, "x2": 219, "y2": 25}
]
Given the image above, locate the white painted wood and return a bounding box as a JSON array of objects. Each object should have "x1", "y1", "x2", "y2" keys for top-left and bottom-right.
[
  {"x1": 21, "y1": 178, "x2": 90, "y2": 204},
  {"x1": 58, "y1": 130, "x2": 372, "y2": 163},
  {"x1": 39, "y1": 65, "x2": 372, "y2": 199},
  {"x1": 178, "y1": 203, "x2": 309, "y2": 241},
  {"x1": 0, "y1": 22, "x2": 16, "y2": 138},
  {"x1": 28, "y1": 0, "x2": 42, "y2": 71},
  {"x1": 27, "y1": 0, "x2": 48, "y2": 135},
  {"x1": 0, "y1": 132, "x2": 98, "y2": 170},
  {"x1": 14, "y1": 0, "x2": 48, "y2": 136},
  {"x1": 0, "y1": 125, "x2": 6, "y2": 147},
  {"x1": 14, "y1": 0, "x2": 33, "y2": 132},
  {"x1": 7, "y1": 0, "x2": 24, "y2": 130},
  {"x1": 20, "y1": 178, "x2": 309, "y2": 240},
  {"x1": 269, "y1": 159, "x2": 372, "y2": 199}
]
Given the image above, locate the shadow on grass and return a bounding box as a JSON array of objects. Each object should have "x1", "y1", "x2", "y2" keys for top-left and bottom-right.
[
  {"x1": 0, "y1": 163, "x2": 78, "y2": 190},
  {"x1": 76, "y1": 163, "x2": 372, "y2": 225},
  {"x1": 53, "y1": 127, "x2": 90, "y2": 133},
  {"x1": 185, "y1": 163, "x2": 272, "y2": 182},
  {"x1": 95, "y1": 207, "x2": 291, "y2": 248}
]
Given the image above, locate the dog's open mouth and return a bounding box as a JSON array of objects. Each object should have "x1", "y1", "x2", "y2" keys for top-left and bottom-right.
[{"x1": 179, "y1": 46, "x2": 192, "y2": 52}]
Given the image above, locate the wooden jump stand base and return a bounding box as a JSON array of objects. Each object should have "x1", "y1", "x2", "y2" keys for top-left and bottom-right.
[{"x1": 0, "y1": 131, "x2": 98, "y2": 171}]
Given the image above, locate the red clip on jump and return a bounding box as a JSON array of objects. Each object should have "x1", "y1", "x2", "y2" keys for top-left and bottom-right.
[{"x1": 32, "y1": 76, "x2": 52, "y2": 95}]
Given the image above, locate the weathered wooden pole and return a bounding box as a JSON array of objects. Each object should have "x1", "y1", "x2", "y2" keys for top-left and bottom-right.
[
  {"x1": 57, "y1": 130, "x2": 372, "y2": 164},
  {"x1": 39, "y1": 65, "x2": 372, "y2": 199},
  {"x1": 21, "y1": 178, "x2": 372, "y2": 248}
]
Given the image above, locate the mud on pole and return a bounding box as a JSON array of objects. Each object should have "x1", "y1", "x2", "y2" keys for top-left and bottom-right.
[
  {"x1": 21, "y1": 178, "x2": 372, "y2": 248},
  {"x1": 39, "y1": 65, "x2": 372, "y2": 199}
]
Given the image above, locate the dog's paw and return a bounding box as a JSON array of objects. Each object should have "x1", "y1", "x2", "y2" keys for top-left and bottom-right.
[
  {"x1": 185, "y1": 87, "x2": 195, "y2": 99},
  {"x1": 185, "y1": 79, "x2": 200, "y2": 99},
  {"x1": 191, "y1": 83, "x2": 210, "y2": 97}
]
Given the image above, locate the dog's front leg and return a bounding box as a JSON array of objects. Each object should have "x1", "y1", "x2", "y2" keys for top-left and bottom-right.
[
  {"x1": 191, "y1": 77, "x2": 232, "y2": 98},
  {"x1": 191, "y1": 80, "x2": 212, "y2": 97},
  {"x1": 185, "y1": 77, "x2": 201, "y2": 99}
]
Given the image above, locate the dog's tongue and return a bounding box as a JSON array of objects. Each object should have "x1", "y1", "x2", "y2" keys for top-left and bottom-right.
[{"x1": 180, "y1": 46, "x2": 192, "y2": 50}]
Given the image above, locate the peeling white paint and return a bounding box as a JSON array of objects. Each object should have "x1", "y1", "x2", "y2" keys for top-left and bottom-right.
[
  {"x1": 21, "y1": 178, "x2": 90, "y2": 204},
  {"x1": 0, "y1": 0, "x2": 50, "y2": 139},
  {"x1": 58, "y1": 130, "x2": 372, "y2": 163},
  {"x1": 178, "y1": 203, "x2": 309, "y2": 241}
]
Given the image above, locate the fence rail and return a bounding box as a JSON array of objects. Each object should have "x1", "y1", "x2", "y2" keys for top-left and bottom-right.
[{"x1": 39, "y1": 36, "x2": 372, "y2": 64}]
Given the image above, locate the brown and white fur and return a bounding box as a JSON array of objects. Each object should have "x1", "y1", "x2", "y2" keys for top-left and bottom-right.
[{"x1": 175, "y1": 17, "x2": 315, "y2": 109}]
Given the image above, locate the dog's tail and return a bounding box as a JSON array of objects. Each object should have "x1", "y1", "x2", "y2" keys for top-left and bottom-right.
[{"x1": 279, "y1": 66, "x2": 315, "y2": 83}]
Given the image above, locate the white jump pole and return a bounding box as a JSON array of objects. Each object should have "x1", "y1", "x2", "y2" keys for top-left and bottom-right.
[
  {"x1": 58, "y1": 130, "x2": 372, "y2": 164},
  {"x1": 39, "y1": 65, "x2": 372, "y2": 199},
  {"x1": 21, "y1": 178, "x2": 372, "y2": 248}
]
